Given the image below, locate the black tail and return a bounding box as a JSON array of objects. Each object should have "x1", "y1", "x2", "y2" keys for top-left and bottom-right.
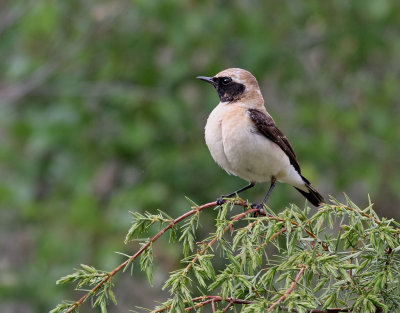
[{"x1": 294, "y1": 175, "x2": 325, "y2": 207}]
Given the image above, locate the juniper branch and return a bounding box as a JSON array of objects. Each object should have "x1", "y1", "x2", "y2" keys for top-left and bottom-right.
[
  {"x1": 152, "y1": 294, "x2": 351, "y2": 313},
  {"x1": 181, "y1": 207, "x2": 258, "y2": 278},
  {"x1": 152, "y1": 296, "x2": 252, "y2": 313},
  {"x1": 267, "y1": 266, "x2": 306, "y2": 312},
  {"x1": 53, "y1": 196, "x2": 400, "y2": 313},
  {"x1": 63, "y1": 200, "x2": 248, "y2": 313}
]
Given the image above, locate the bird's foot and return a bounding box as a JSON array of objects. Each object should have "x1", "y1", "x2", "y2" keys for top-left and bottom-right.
[
  {"x1": 216, "y1": 196, "x2": 226, "y2": 206},
  {"x1": 250, "y1": 203, "x2": 265, "y2": 217}
]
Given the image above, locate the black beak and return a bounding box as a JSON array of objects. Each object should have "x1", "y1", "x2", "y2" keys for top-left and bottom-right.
[{"x1": 196, "y1": 76, "x2": 215, "y2": 85}]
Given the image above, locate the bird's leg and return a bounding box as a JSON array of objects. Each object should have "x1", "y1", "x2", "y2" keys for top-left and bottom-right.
[
  {"x1": 216, "y1": 182, "x2": 255, "y2": 205},
  {"x1": 251, "y1": 177, "x2": 277, "y2": 214}
]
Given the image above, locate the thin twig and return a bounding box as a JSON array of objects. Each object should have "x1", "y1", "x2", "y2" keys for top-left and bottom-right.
[
  {"x1": 183, "y1": 296, "x2": 252, "y2": 312},
  {"x1": 185, "y1": 298, "x2": 215, "y2": 311},
  {"x1": 267, "y1": 266, "x2": 306, "y2": 312},
  {"x1": 153, "y1": 296, "x2": 251, "y2": 313},
  {"x1": 222, "y1": 301, "x2": 234, "y2": 312},
  {"x1": 211, "y1": 299, "x2": 216, "y2": 313},
  {"x1": 280, "y1": 308, "x2": 351, "y2": 313}
]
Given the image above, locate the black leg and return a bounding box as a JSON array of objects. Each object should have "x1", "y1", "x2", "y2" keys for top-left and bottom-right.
[
  {"x1": 216, "y1": 182, "x2": 255, "y2": 205},
  {"x1": 252, "y1": 177, "x2": 277, "y2": 211}
]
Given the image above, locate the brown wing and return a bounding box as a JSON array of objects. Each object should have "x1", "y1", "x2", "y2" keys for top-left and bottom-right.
[{"x1": 248, "y1": 109, "x2": 301, "y2": 174}]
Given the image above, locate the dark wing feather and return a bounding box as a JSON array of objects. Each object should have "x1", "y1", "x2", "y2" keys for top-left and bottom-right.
[{"x1": 248, "y1": 109, "x2": 301, "y2": 174}]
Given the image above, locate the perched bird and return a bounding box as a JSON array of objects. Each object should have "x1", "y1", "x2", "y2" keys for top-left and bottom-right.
[{"x1": 197, "y1": 68, "x2": 324, "y2": 208}]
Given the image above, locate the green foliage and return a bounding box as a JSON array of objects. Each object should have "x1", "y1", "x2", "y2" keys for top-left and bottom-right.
[
  {"x1": 51, "y1": 264, "x2": 116, "y2": 313},
  {"x1": 53, "y1": 197, "x2": 400, "y2": 313},
  {"x1": 125, "y1": 211, "x2": 173, "y2": 243},
  {"x1": 179, "y1": 208, "x2": 200, "y2": 257}
]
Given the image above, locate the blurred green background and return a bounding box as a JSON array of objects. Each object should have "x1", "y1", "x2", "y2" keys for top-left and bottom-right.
[{"x1": 1, "y1": 1, "x2": 399, "y2": 312}]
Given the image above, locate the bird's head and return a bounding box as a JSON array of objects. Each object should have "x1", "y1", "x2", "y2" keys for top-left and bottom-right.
[{"x1": 197, "y1": 68, "x2": 263, "y2": 106}]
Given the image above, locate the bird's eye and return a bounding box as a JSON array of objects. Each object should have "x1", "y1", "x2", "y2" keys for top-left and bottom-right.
[{"x1": 221, "y1": 77, "x2": 232, "y2": 85}]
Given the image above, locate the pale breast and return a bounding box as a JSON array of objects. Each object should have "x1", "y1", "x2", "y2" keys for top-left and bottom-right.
[{"x1": 204, "y1": 104, "x2": 236, "y2": 175}]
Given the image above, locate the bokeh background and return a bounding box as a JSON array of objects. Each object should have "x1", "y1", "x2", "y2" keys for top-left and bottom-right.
[{"x1": 1, "y1": 1, "x2": 399, "y2": 312}]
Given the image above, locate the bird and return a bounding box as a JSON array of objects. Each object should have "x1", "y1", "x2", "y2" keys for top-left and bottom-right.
[{"x1": 197, "y1": 68, "x2": 325, "y2": 208}]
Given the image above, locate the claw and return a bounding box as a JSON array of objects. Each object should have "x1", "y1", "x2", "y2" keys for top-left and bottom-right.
[{"x1": 250, "y1": 203, "x2": 264, "y2": 217}]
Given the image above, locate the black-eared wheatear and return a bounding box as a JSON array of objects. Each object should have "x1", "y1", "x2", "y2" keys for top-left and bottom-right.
[{"x1": 197, "y1": 68, "x2": 324, "y2": 208}]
